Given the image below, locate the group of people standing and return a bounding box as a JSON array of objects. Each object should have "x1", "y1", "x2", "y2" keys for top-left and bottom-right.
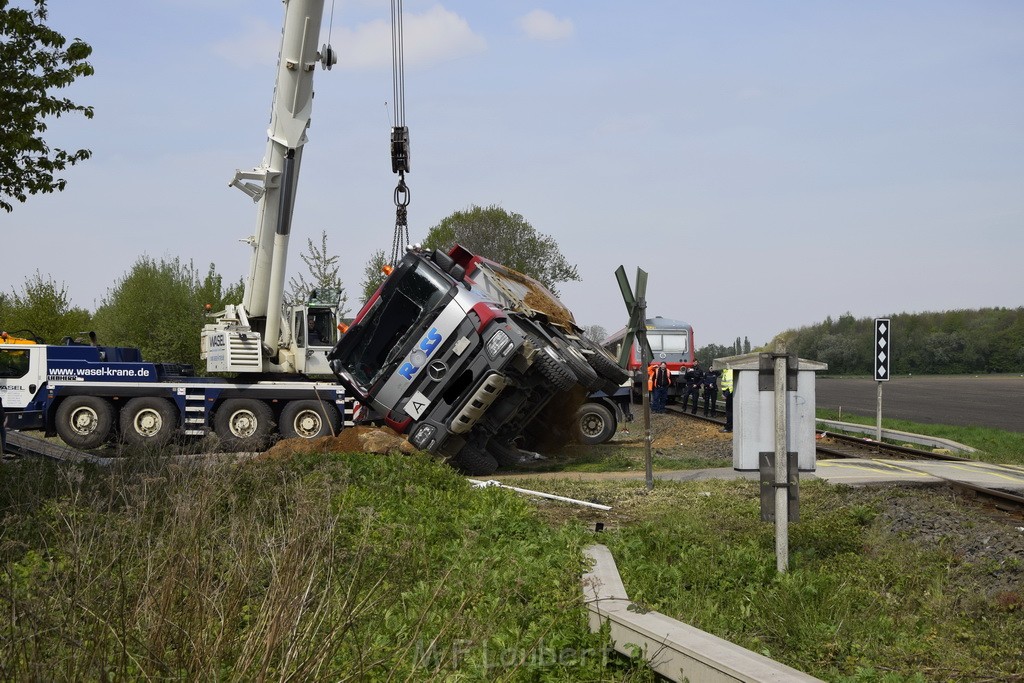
[{"x1": 646, "y1": 360, "x2": 734, "y2": 431}]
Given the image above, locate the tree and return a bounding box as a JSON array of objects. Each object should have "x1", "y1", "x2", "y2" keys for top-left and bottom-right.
[
  {"x1": 2, "y1": 270, "x2": 91, "y2": 343},
  {"x1": 91, "y1": 257, "x2": 239, "y2": 372},
  {"x1": 359, "y1": 249, "x2": 388, "y2": 308},
  {"x1": 1, "y1": 0, "x2": 94, "y2": 212},
  {"x1": 421, "y1": 204, "x2": 581, "y2": 295},
  {"x1": 287, "y1": 230, "x2": 349, "y2": 316},
  {"x1": 582, "y1": 324, "x2": 607, "y2": 343},
  {"x1": 743, "y1": 336, "x2": 751, "y2": 353},
  {"x1": 695, "y1": 343, "x2": 735, "y2": 367}
]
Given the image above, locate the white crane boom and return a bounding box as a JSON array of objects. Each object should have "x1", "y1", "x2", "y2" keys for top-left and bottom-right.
[{"x1": 202, "y1": 0, "x2": 337, "y2": 375}]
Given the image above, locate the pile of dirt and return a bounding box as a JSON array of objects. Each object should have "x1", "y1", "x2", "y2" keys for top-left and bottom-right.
[
  {"x1": 610, "y1": 411, "x2": 734, "y2": 463},
  {"x1": 259, "y1": 426, "x2": 417, "y2": 461}
]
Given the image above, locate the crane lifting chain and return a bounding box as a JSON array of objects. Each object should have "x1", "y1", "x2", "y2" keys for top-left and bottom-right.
[{"x1": 389, "y1": 0, "x2": 411, "y2": 267}]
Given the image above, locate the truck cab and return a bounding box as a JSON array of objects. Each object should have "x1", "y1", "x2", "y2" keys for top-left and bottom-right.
[
  {"x1": 328, "y1": 245, "x2": 629, "y2": 475},
  {"x1": 328, "y1": 247, "x2": 583, "y2": 475}
]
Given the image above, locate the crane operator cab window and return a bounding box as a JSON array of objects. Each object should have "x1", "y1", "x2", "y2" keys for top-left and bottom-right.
[{"x1": 298, "y1": 310, "x2": 336, "y2": 348}]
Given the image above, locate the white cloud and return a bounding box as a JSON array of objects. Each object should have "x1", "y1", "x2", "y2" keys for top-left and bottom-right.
[
  {"x1": 334, "y1": 5, "x2": 486, "y2": 71},
  {"x1": 209, "y1": 6, "x2": 484, "y2": 72},
  {"x1": 211, "y1": 16, "x2": 281, "y2": 68},
  {"x1": 518, "y1": 9, "x2": 574, "y2": 41}
]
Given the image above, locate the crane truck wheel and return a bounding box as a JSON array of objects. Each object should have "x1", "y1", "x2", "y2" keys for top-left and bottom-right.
[
  {"x1": 214, "y1": 398, "x2": 274, "y2": 451},
  {"x1": 279, "y1": 400, "x2": 340, "y2": 440},
  {"x1": 120, "y1": 397, "x2": 178, "y2": 448},
  {"x1": 55, "y1": 396, "x2": 115, "y2": 450},
  {"x1": 573, "y1": 402, "x2": 616, "y2": 445}
]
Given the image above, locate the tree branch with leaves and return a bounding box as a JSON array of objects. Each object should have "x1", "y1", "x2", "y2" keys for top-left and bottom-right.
[{"x1": 1, "y1": 0, "x2": 94, "y2": 212}]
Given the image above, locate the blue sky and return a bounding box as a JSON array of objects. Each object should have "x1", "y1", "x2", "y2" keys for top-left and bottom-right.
[{"x1": 6, "y1": 0, "x2": 1023, "y2": 348}]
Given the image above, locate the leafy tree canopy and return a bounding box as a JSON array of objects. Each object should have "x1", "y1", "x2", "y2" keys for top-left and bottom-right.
[
  {"x1": 287, "y1": 230, "x2": 349, "y2": 316},
  {"x1": 1, "y1": 270, "x2": 91, "y2": 343},
  {"x1": 421, "y1": 204, "x2": 581, "y2": 295},
  {"x1": 358, "y1": 249, "x2": 388, "y2": 310},
  {"x1": 771, "y1": 307, "x2": 1024, "y2": 375},
  {"x1": 1, "y1": 0, "x2": 94, "y2": 212},
  {"x1": 91, "y1": 257, "x2": 241, "y2": 372}
]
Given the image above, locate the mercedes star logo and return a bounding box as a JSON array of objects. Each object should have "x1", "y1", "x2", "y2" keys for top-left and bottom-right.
[{"x1": 428, "y1": 360, "x2": 448, "y2": 381}]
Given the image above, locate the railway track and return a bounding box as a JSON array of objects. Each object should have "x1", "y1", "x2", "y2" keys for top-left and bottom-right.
[
  {"x1": 668, "y1": 406, "x2": 1024, "y2": 519},
  {"x1": 815, "y1": 431, "x2": 969, "y2": 462}
]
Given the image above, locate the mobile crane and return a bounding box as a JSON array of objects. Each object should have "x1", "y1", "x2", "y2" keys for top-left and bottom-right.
[
  {"x1": 1, "y1": 1, "x2": 352, "y2": 453},
  {"x1": 201, "y1": 0, "x2": 338, "y2": 378}
]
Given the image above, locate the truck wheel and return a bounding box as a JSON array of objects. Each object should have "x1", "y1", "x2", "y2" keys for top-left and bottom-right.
[
  {"x1": 280, "y1": 400, "x2": 339, "y2": 439},
  {"x1": 120, "y1": 397, "x2": 178, "y2": 448},
  {"x1": 215, "y1": 398, "x2": 274, "y2": 451},
  {"x1": 55, "y1": 396, "x2": 114, "y2": 450},
  {"x1": 580, "y1": 336, "x2": 630, "y2": 386},
  {"x1": 452, "y1": 443, "x2": 499, "y2": 476},
  {"x1": 534, "y1": 345, "x2": 576, "y2": 392},
  {"x1": 552, "y1": 339, "x2": 603, "y2": 391},
  {"x1": 574, "y1": 403, "x2": 616, "y2": 445}
]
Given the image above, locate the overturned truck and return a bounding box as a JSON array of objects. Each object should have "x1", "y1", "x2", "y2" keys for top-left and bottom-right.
[{"x1": 328, "y1": 245, "x2": 628, "y2": 475}]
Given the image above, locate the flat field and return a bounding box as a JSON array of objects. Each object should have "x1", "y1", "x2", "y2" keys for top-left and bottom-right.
[{"x1": 815, "y1": 374, "x2": 1024, "y2": 433}]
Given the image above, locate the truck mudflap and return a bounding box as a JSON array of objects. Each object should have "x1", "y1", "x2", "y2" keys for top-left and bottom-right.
[{"x1": 450, "y1": 372, "x2": 509, "y2": 434}]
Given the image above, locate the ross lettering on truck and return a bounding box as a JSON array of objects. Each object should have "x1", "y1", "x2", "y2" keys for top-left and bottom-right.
[{"x1": 398, "y1": 327, "x2": 444, "y2": 380}]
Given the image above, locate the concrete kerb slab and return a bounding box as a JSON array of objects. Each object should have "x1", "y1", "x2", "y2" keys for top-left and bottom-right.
[
  {"x1": 816, "y1": 419, "x2": 976, "y2": 453},
  {"x1": 583, "y1": 544, "x2": 823, "y2": 682}
]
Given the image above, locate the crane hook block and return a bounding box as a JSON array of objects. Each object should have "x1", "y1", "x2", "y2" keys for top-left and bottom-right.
[
  {"x1": 391, "y1": 126, "x2": 411, "y2": 175},
  {"x1": 320, "y1": 43, "x2": 337, "y2": 71}
]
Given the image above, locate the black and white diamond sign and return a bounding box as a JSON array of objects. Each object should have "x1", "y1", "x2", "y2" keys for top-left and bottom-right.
[{"x1": 874, "y1": 318, "x2": 890, "y2": 381}]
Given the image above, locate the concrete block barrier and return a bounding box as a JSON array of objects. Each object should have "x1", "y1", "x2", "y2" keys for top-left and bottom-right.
[{"x1": 583, "y1": 544, "x2": 823, "y2": 682}]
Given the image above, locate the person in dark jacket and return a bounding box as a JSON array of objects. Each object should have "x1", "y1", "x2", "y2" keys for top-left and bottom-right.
[
  {"x1": 682, "y1": 361, "x2": 703, "y2": 414},
  {"x1": 648, "y1": 361, "x2": 671, "y2": 413},
  {"x1": 702, "y1": 368, "x2": 719, "y2": 416}
]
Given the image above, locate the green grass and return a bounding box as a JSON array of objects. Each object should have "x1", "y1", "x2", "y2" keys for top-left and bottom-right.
[
  {"x1": 0, "y1": 453, "x2": 653, "y2": 681},
  {"x1": 816, "y1": 409, "x2": 1024, "y2": 467},
  {"x1": 4, "y1": 448, "x2": 1023, "y2": 681},
  {"x1": 501, "y1": 477, "x2": 1024, "y2": 682}
]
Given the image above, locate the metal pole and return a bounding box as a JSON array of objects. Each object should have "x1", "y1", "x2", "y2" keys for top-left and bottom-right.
[
  {"x1": 876, "y1": 381, "x2": 883, "y2": 441},
  {"x1": 774, "y1": 343, "x2": 789, "y2": 573},
  {"x1": 637, "y1": 305, "x2": 653, "y2": 491}
]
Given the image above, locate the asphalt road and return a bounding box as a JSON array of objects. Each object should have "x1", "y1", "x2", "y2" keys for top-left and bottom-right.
[{"x1": 815, "y1": 375, "x2": 1024, "y2": 433}]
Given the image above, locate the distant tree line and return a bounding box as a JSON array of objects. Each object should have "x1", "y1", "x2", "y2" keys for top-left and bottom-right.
[{"x1": 769, "y1": 309, "x2": 1024, "y2": 375}]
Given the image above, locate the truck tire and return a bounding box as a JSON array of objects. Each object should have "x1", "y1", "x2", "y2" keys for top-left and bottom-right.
[
  {"x1": 552, "y1": 338, "x2": 603, "y2": 391},
  {"x1": 55, "y1": 396, "x2": 114, "y2": 450},
  {"x1": 487, "y1": 438, "x2": 527, "y2": 468},
  {"x1": 580, "y1": 336, "x2": 630, "y2": 386},
  {"x1": 280, "y1": 400, "x2": 340, "y2": 439},
  {"x1": 452, "y1": 443, "x2": 499, "y2": 476},
  {"x1": 215, "y1": 398, "x2": 274, "y2": 451},
  {"x1": 574, "y1": 402, "x2": 616, "y2": 445},
  {"x1": 535, "y1": 345, "x2": 576, "y2": 392},
  {"x1": 120, "y1": 397, "x2": 178, "y2": 448}
]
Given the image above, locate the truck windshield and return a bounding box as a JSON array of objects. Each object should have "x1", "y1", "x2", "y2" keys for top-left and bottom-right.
[{"x1": 333, "y1": 261, "x2": 452, "y2": 387}]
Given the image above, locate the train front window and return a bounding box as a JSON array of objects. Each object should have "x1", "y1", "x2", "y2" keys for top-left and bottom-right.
[{"x1": 648, "y1": 333, "x2": 688, "y2": 354}]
